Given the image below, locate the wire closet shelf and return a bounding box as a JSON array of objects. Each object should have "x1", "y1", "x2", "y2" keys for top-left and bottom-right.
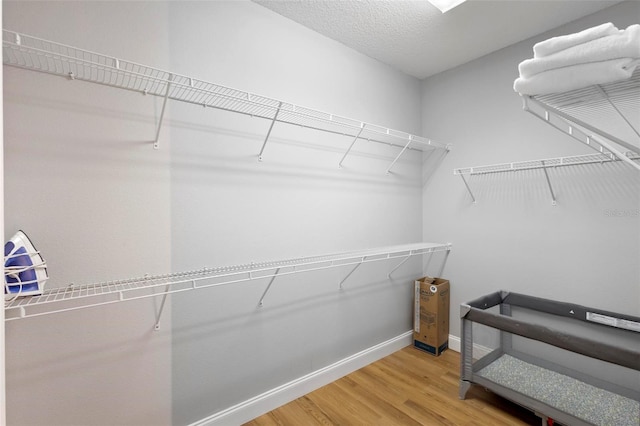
[
  {"x1": 453, "y1": 67, "x2": 640, "y2": 203},
  {"x1": 522, "y1": 66, "x2": 640, "y2": 171},
  {"x1": 455, "y1": 67, "x2": 640, "y2": 177},
  {"x1": 2, "y1": 29, "x2": 449, "y2": 172},
  {"x1": 4, "y1": 243, "x2": 452, "y2": 323},
  {"x1": 453, "y1": 152, "x2": 640, "y2": 176}
]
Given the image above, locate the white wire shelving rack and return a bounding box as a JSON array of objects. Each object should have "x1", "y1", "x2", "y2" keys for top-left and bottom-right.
[
  {"x1": 455, "y1": 67, "x2": 640, "y2": 203},
  {"x1": 4, "y1": 243, "x2": 452, "y2": 326},
  {"x1": 2, "y1": 29, "x2": 450, "y2": 174},
  {"x1": 522, "y1": 66, "x2": 640, "y2": 172},
  {"x1": 453, "y1": 152, "x2": 640, "y2": 205}
]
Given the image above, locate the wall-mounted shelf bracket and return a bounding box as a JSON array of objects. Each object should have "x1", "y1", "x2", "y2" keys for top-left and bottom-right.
[
  {"x1": 154, "y1": 74, "x2": 173, "y2": 150},
  {"x1": 540, "y1": 160, "x2": 557, "y2": 205},
  {"x1": 594, "y1": 85, "x2": 640, "y2": 141},
  {"x1": 458, "y1": 174, "x2": 477, "y2": 204},
  {"x1": 339, "y1": 257, "x2": 364, "y2": 290},
  {"x1": 338, "y1": 124, "x2": 365, "y2": 169},
  {"x1": 387, "y1": 255, "x2": 411, "y2": 278},
  {"x1": 435, "y1": 248, "x2": 451, "y2": 278},
  {"x1": 258, "y1": 101, "x2": 283, "y2": 162},
  {"x1": 390, "y1": 244, "x2": 451, "y2": 279},
  {"x1": 154, "y1": 283, "x2": 171, "y2": 330},
  {"x1": 386, "y1": 136, "x2": 413, "y2": 175},
  {"x1": 258, "y1": 267, "x2": 281, "y2": 307}
]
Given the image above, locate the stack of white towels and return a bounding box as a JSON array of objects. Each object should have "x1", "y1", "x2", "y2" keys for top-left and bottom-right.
[{"x1": 514, "y1": 23, "x2": 640, "y2": 96}]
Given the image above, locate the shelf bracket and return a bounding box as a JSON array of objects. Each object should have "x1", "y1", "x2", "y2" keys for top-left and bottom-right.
[
  {"x1": 154, "y1": 284, "x2": 171, "y2": 331},
  {"x1": 595, "y1": 85, "x2": 640, "y2": 141},
  {"x1": 423, "y1": 250, "x2": 435, "y2": 276},
  {"x1": 386, "y1": 136, "x2": 413, "y2": 175},
  {"x1": 435, "y1": 247, "x2": 451, "y2": 277},
  {"x1": 541, "y1": 160, "x2": 557, "y2": 206},
  {"x1": 339, "y1": 257, "x2": 365, "y2": 290},
  {"x1": 388, "y1": 253, "x2": 411, "y2": 279},
  {"x1": 459, "y1": 174, "x2": 477, "y2": 203},
  {"x1": 258, "y1": 102, "x2": 283, "y2": 162},
  {"x1": 338, "y1": 124, "x2": 366, "y2": 168},
  {"x1": 154, "y1": 74, "x2": 173, "y2": 150},
  {"x1": 258, "y1": 267, "x2": 281, "y2": 307}
]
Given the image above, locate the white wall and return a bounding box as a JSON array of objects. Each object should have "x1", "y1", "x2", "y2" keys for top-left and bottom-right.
[
  {"x1": 165, "y1": 2, "x2": 431, "y2": 424},
  {"x1": 8, "y1": 1, "x2": 636, "y2": 424},
  {"x1": 422, "y1": 0, "x2": 639, "y2": 376},
  {"x1": 3, "y1": 1, "x2": 434, "y2": 425},
  {"x1": 3, "y1": 1, "x2": 173, "y2": 425}
]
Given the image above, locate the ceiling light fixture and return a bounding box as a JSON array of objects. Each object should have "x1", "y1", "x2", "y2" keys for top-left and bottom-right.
[{"x1": 427, "y1": 0, "x2": 467, "y2": 13}]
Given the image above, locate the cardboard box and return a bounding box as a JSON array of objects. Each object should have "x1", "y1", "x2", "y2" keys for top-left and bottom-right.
[{"x1": 413, "y1": 276, "x2": 450, "y2": 356}]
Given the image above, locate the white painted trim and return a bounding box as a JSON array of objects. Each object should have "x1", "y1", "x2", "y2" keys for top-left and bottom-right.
[
  {"x1": 448, "y1": 334, "x2": 493, "y2": 359},
  {"x1": 448, "y1": 333, "x2": 462, "y2": 352},
  {"x1": 190, "y1": 331, "x2": 414, "y2": 426},
  {"x1": 190, "y1": 332, "x2": 494, "y2": 426}
]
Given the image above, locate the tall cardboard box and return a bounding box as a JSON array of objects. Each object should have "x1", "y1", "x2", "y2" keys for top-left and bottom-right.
[{"x1": 413, "y1": 277, "x2": 450, "y2": 356}]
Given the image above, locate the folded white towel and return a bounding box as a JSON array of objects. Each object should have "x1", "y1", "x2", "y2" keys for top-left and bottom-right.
[
  {"x1": 533, "y1": 22, "x2": 619, "y2": 58},
  {"x1": 519, "y1": 24, "x2": 640, "y2": 78},
  {"x1": 514, "y1": 58, "x2": 637, "y2": 96}
]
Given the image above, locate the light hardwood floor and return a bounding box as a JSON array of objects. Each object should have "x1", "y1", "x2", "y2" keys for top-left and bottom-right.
[{"x1": 244, "y1": 346, "x2": 540, "y2": 425}]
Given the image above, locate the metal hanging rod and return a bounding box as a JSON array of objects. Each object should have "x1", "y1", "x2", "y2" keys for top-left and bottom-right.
[
  {"x1": 2, "y1": 29, "x2": 450, "y2": 173},
  {"x1": 4, "y1": 243, "x2": 452, "y2": 324}
]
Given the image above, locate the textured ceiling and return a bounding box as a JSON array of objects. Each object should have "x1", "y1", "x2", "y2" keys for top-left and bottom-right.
[{"x1": 253, "y1": 0, "x2": 623, "y2": 79}]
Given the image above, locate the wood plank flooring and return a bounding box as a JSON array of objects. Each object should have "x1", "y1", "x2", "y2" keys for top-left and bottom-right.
[{"x1": 244, "y1": 346, "x2": 540, "y2": 425}]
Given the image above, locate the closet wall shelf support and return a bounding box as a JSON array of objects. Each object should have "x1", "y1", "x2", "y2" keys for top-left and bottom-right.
[
  {"x1": 593, "y1": 84, "x2": 640, "y2": 141},
  {"x1": 154, "y1": 284, "x2": 171, "y2": 330},
  {"x1": 154, "y1": 73, "x2": 173, "y2": 150},
  {"x1": 258, "y1": 101, "x2": 283, "y2": 162},
  {"x1": 387, "y1": 254, "x2": 411, "y2": 279},
  {"x1": 4, "y1": 243, "x2": 452, "y2": 323},
  {"x1": 386, "y1": 136, "x2": 413, "y2": 175},
  {"x1": 540, "y1": 160, "x2": 557, "y2": 206},
  {"x1": 338, "y1": 124, "x2": 365, "y2": 169},
  {"x1": 2, "y1": 29, "x2": 450, "y2": 173},
  {"x1": 339, "y1": 259, "x2": 364, "y2": 290},
  {"x1": 258, "y1": 267, "x2": 281, "y2": 307},
  {"x1": 458, "y1": 174, "x2": 477, "y2": 204},
  {"x1": 436, "y1": 249, "x2": 451, "y2": 278}
]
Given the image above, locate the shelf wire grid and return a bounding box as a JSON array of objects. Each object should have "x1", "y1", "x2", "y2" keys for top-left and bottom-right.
[
  {"x1": 4, "y1": 243, "x2": 451, "y2": 321},
  {"x1": 453, "y1": 152, "x2": 640, "y2": 176},
  {"x1": 457, "y1": 68, "x2": 640, "y2": 176},
  {"x1": 2, "y1": 29, "x2": 448, "y2": 153},
  {"x1": 531, "y1": 67, "x2": 640, "y2": 155}
]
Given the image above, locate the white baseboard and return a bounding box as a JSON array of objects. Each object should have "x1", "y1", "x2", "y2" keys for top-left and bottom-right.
[
  {"x1": 448, "y1": 334, "x2": 493, "y2": 359},
  {"x1": 448, "y1": 334, "x2": 463, "y2": 352},
  {"x1": 190, "y1": 331, "x2": 414, "y2": 426},
  {"x1": 190, "y1": 332, "x2": 492, "y2": 426}
]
